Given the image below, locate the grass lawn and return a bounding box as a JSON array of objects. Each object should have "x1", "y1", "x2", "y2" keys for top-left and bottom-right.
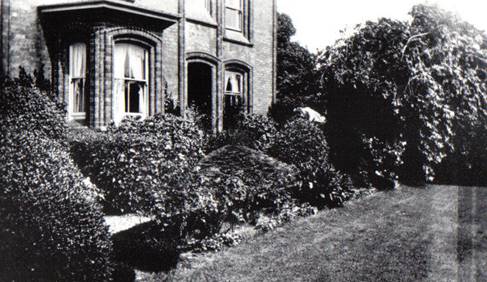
[{"x1": 151, "y1": 185, "x2": 487, "y2": 281}]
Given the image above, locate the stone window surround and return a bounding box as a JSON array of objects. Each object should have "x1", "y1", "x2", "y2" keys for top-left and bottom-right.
[{"x1": 224, "y1": 59, "x2": 253, "y2": 114}]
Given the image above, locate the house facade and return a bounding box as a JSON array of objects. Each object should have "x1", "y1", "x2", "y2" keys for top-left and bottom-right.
[{"x1": 0, "y1": 0, "x2": 277, "y2": 130}]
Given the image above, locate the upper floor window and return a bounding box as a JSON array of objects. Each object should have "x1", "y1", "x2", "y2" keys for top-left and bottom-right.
[
  {"x1": 69, "y1": 42, "x2": 87, "y2": 119},
  {"x1": 225, "y1": 0, "x2": 243, "y2": 31},
  {"x1": 113, "y1": 43, "x2": 149, "y2": 122},
  {"x1": 187, "y1": 0, "x2": 213, "y2": 20}
]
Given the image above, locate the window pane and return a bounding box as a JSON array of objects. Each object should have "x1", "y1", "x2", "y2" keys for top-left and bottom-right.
[
  {"x1": 72, "y1": 78, "x2": 85, "y2": 113},
  {"x1": 225, "y1": 8, "x2": 242, "y2": 30},
  {"x1": 226, "y1": 0, "x2": 241, "y2": 9},
  {"x1": 226, "y1": 76, "x2": 233, "y2": 92},
  {"x1": 125, "y1": 82, "x2": 144, "y2": 113}
]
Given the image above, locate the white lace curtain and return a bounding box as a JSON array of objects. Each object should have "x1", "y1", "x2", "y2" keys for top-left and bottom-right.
[
  {"x1": 69, "y1": 43, "x2": 86, "y2": 115},
  {"x1": 69, "y1": 43, "x2": 86, "y2": 78},
  {"x1": 114, "y1": 43, "x2": 146, "y2": 80}
]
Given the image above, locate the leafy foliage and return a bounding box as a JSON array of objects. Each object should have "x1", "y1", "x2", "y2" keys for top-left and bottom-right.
[
  {"x1": 198, "y1": 145, "x2": 299, "y2": 225},
  {"x1": 206, "y1": 113, "x2": 278, "y2": 153},
  {"x1": 318, "y1": 5, "x2": 487, "y2": 185},
  {"x1": 270, "y1": 118, "x2": 353, "y2": 207},
  {"x1": 271, "y1": 13, "x2": 318, "y2": 124},
  {"x1": 1, "y1": 68, "x2": 67, "y2": 143},
  {"x1": 0, "y1": 130, "x2": 112, "y2": 281},
  {"x1": 70, "y1": 113, "x2": 205, "y2": 215},
  {"x1": 0, "y1": 74, "x2": 112, "y2": 281},
  {"x1": 435, "y1": 123, "x2": 487, "y2": 186}
]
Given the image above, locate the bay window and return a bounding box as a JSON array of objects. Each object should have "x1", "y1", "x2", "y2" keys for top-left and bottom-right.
[
  {"x1": 113, "y1": 43, "x2": 149, "y2": 124},
  {"x1": 69, "y1": 42, "x2": 87, "y2": 121}
]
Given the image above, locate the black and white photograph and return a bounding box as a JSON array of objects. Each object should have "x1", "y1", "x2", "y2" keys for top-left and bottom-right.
[{"x1": 0, "y1": 0, "x2": 486, "y2": 281}]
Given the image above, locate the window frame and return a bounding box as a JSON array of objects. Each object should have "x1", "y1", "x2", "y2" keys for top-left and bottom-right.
[
  {"x1": 68, "y1": 42, "x2": 88, "y2": 121},
  {"x1": 113, "y1": 42, "x2": 150, "y2": 121},
  {"x1": 225, "y1": 0, "x2": 243, "y2": 32}
]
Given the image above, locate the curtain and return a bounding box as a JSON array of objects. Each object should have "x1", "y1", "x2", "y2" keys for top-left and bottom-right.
[
  {"x1": 70, "y1": 43, "x2": 86, "y2": 78},
  {"x1": 225, "y1": 72, "x2": 241, "y2": 94},
  {"x1": 129, "y1": 46, "x2": 146, "y2": 80},
  {"x1": 69, "y1": 43, "x2": 86, "y2": 115},
  {"x1": 113, "y1": 79, "x2": 125, "y2": 125},
  {"x1": 114, "y1": 43, "x2": 146, "y2": 80}
]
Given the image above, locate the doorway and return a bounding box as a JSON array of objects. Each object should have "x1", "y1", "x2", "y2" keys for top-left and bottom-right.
[{"x1": 187, "y1": 62, "x2": 213, "y2": 129}]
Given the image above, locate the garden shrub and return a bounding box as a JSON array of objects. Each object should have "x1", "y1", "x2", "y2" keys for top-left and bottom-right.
[
  {"x1": 198, "y1": 145, "x2": 299, "y2": 224},
  {"x1": 1, "y1": 69, "x2": 67, "y2": 143},
  {"x1": 317, "y1": 5, "x2": 487, "y2": 185},
  {"x1": 270, "y1": 118, "x2": 353, "y2": 208},
  {"x1": 0, "y1": 130, "x2": 112, "y2": 281},
  {"x1": 109, "y1": 113, "x2": 205, "y2": 167},
  {"x1": 70, "y1": 113, "x2": 206, "y2": 216},
  {"x1": 206, "y1": 113, "x2": 278, "y2": 153}
]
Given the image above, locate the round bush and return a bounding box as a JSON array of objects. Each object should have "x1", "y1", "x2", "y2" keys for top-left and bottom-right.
[
  {"x1": 0, "y1": 130, "x2": 112, "y2": 281},
  {"x1": 270, "y1": 118, "x2": 353, "y2": 208},
  {"x1": 199, "y1": 145, "x2": 298, "y2": 224}
]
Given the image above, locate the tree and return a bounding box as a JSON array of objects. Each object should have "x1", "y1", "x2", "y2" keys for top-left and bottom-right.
[
  {"x1": 317, "y1": 4, "x2": 487, "y2": 185},
  {"x1": 270, "y1": 13, "x2": 318, "y2": 124}
]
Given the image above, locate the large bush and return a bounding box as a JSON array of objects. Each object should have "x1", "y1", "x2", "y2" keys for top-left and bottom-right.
[
  {"x1": 270, "y1": 118, "x2": 353, "y2": 208},
  {"x1": 318, "y1": 5, "x2": 487, "y2": 185},
  {"x1": 198, "y1": 145, "x2": 298, "y2": 224},
  {"x1": 0, "y1": 78, "x2": 112, "y2": 280},
  {"x1": 108, "y1": 113, "x2": 205, "y2": 166},
  {"x1": 70, "y1": 113, "x2": 205, "y2": 215},
  {"x1": 0, "y1": 129, "x2": 112, "y2": 281}
]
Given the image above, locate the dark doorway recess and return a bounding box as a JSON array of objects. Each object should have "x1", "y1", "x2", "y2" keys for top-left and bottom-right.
[{"x1": 187, "y1": 62, "x2": 212, "y2": 129}]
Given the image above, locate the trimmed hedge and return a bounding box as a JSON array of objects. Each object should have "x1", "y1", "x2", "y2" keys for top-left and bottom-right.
[
  {"x1": 0, "y1": 77, "x2": 112, "y2": 281},
  {"x1": 270, "y1": 118, "x2": 353, "y2": 208},
  {"x1": 0, "y1": 130, "x2": 112, "y2": 281},
  {"x1": 109, "y1": 113, "x2": 205, "y2": 167},
  {"x1": 70, "y1": 113, "x2": 206, "y2": 215}
]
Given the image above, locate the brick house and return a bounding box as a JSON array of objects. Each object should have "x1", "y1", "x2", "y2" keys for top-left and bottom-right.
[{"x1": 0, "y1": 0, "x2": 277, "y2": 130}]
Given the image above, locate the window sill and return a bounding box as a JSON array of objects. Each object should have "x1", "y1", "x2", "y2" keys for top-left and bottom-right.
[
  {"x1": 70, "y1": 113, "x2": 86, "y2": 120},
  {"x1": 186, "y1": 14, "x2": 217, "y2": 28},
  {"x1": 223, "y1": 31, "x2": 253, "y2": 47}
]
